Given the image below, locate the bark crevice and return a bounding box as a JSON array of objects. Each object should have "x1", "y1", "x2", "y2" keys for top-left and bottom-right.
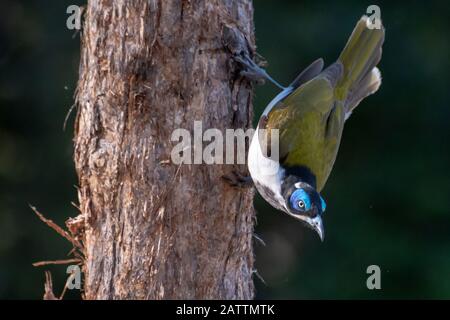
[{"x1": 74, "y1": 0, "x2": 256, "y2": 300}]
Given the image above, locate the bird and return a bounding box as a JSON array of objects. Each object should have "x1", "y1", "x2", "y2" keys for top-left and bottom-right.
[{"x1": 236, "y1": 16, "x2": 385, "y2": 241}]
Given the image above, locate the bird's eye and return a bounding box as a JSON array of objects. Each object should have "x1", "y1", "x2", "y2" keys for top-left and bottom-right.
[{"x1": 289, "y1": 188, "x2": 311, "y2": 212}]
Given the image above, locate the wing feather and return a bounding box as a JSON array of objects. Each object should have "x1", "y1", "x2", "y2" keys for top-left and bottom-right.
[{"x1": 260, "y1": 77, "x2": 335, "y2": 165}]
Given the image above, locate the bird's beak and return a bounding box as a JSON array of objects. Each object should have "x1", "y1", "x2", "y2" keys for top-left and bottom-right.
[{"x1": 310, "y1": 215, "x2": 324, "y2": 242}]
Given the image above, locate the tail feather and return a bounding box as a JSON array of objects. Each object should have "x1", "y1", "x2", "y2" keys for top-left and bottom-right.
[
  {"x1": 335, "y1": 16, "x2": 385, "y2": 117},
  {"x1": 345, "y1": 67, "x2": 382, "y2": 119}
]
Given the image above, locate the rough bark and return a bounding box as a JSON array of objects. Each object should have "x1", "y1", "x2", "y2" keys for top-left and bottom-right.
[{"x1": 73, "y1": 0, "x2": 256, "y2": 299}]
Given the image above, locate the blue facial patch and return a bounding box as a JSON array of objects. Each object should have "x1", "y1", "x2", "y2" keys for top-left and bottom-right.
[
  {"x1": 289, "y1": 189, "x2": 312, "y2": 212},
  {"x1": 320, "y1": 195, "x2": 327, "y2": 213}
]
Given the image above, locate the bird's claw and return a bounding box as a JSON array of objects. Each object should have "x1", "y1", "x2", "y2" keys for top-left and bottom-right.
[
  {"x1": 233, "y1": 53, "x2": 285, "y2": 89},
  {"x1": 233, "y1": 54, "x2": 267, "y2": 84}
]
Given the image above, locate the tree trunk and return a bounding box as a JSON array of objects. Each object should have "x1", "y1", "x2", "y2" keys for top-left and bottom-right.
[{"x1": 74, "y1": 0, "x2": 255, "y2": 299}]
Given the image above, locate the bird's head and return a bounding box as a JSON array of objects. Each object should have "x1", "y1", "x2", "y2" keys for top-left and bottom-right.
[{"x1": 282, "y1": 181, "x2": 326, "y2": 241}]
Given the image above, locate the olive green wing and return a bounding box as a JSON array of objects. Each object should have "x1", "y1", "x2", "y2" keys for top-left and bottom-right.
[
  {"x1": 259, "y1": 76, "x2": 346, "y2": 190},
  {"x1": 260, "y1": 77, "x2": 335, "y2": 162}
]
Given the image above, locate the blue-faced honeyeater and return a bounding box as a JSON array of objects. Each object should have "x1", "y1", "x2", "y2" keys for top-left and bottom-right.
[{"x1": 242, "y1": 16, "x2": 385, "y2": 240}]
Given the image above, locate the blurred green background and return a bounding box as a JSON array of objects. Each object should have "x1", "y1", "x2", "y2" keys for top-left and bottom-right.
[{"x1": 0, "y1": 0, "x2": 449, "y2": 299}]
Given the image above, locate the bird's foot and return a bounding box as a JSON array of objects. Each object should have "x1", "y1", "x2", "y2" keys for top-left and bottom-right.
[
  {"x1": 233, "y1": 53, "x2": 285, "y2": 90},
  {"x1": 222, "y1": 170, "x2": 254, "y2": 188}
]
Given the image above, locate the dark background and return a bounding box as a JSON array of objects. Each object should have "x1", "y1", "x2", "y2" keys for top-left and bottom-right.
[{"x1": 1, "y1": 0, "x2": 449, "y2": 299}]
